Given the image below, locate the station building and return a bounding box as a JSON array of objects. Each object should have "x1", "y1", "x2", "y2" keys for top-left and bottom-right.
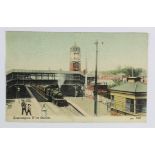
[
  {"x1": 6, "y1": 69, "x2": 85, "y2": 86},
  {"x1": 110, "y1": 77, "x2": 147, "y2": 115}
]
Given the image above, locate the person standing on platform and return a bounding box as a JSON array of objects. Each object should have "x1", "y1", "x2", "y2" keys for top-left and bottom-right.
[
  {"x1": 41, "y1": 103, "x2": 47, "y2": 117},
  {"x1": 21, "y1": 99, "x2": 26, "y2": 115},
  {"x1": 26, "y1": 104, "x2": 32, "y2": 116}
]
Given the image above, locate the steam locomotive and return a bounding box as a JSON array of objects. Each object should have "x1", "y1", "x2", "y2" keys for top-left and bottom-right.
[{"x1": 33, "y1": 84, "x2": 68, "y2": 107}]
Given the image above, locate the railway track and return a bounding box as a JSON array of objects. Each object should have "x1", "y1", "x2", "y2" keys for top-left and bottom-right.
[
  {"x1": 28, "y1": 86, "x2": 83, "y2": 116},
  {"x1": 28, "y1": 86, "x2": 48, "y2": 102}
]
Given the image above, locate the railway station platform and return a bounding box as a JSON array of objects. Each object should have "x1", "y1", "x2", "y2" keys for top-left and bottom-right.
[{"x1": 65, "y1": 96, "x2": 111, "y2": 116}]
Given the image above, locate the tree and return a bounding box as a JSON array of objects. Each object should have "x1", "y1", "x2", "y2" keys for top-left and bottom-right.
[{"x1": 109, "y1": 66, "x2": 144, "y2": 77}]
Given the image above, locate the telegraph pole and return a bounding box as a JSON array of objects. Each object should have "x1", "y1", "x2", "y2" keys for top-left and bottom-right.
[
  {"x1": 85, "y1": 52, "x2": 88, "y2": 89},
  {"x1": 94, "y1": 41, "x2": 98, "y2": 115},
  {"x1": 94, "y1": 41, "x2": 104, "y2": 116}
]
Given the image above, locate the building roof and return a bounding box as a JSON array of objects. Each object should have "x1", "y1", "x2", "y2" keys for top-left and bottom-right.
[
  {"x1": 110, "y1": 82, "x2": 147, "y2": 93},
  {"x1": 6, "y1": 69, "x2": 84, "y2": 76}
]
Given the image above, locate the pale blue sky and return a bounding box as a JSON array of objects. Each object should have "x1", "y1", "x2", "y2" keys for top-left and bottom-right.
[{"x1": 6, "y1": 32, "x2": 148, "y2": 72}]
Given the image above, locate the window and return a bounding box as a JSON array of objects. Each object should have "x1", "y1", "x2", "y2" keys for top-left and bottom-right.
[
  {"x1": 136, "y1": 99, "x2": 146, "y2": 113},
  {"x1": 126, "y1": 98, "x2": 134, "y2": 112}
]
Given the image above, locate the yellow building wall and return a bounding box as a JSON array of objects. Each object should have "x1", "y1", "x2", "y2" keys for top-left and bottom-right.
[
  {"x1": 111, "y1": 92, "x2": 147, "y2": 112},
  {"x1": 112, "y1": 94, "x2": 126, "y2": 111}
]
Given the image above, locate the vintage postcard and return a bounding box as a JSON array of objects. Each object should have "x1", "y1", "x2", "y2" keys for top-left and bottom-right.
[{"x1": 6, "y1": 31, "x2": 148, "y2": 122}]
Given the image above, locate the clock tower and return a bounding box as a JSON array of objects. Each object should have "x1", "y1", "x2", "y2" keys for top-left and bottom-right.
[{"x1": 69, "y1": 43, "x2": 81, "y2": 71}]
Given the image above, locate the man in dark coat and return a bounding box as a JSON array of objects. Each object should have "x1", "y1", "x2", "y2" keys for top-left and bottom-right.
[{"x1": 21, "y1": 100, "x2": 26, "y2": 115}]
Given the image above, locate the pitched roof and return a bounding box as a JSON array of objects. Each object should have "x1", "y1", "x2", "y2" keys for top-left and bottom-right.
[{"x1": 110, "y1": 82, "x2": 147, "y2": 93}]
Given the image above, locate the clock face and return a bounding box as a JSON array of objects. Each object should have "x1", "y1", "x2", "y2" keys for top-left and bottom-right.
[
  {"x1": 71, "y1": 52, "x2": 80, "y2": 61},
  {"x1": 74, "y1": 53, "x2": 79, "y2": 60}
]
